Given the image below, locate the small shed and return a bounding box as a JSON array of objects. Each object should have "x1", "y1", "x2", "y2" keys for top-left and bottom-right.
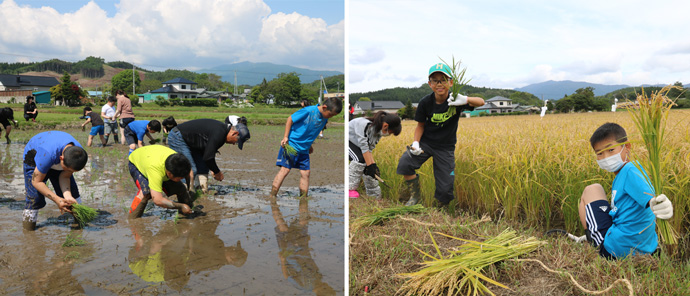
[{"x1": 32, "y1": 91, "x2": 51, "y2": 104}]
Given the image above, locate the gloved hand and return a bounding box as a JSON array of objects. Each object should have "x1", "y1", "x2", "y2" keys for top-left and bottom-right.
[
  {"x1": 81, "y1": 125, "x2": 85, "y2": 132},
  {"x1": 650, "y1": 194, "x2": 673, "y2": 220},
  {"x1": 447, "y1": 94, "x2": 468, "y2": 106},
  {"x1": 364, "y1": 163, "x2": 380, "y2": 178},
  {"x1": 409, "y1": 141, "x2": 423, "y2": 156}
]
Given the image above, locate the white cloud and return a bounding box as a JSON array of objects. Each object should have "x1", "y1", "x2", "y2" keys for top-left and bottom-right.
[
  {"x1": 349, "y1": 0, "x2": 690, "y2": 92},
  {"x1": 350, "y1": 47, "x2": 385, "y2": 65},
  {"x1": 0, "y1": 0, "x2": 343, "y2": 71}
]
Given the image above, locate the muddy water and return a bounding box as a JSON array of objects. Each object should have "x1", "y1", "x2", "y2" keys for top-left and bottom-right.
[{"x1": 0, "y1": 125, "x2": 344, "y2": 295}]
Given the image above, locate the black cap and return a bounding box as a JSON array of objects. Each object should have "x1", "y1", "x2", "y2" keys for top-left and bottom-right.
[{"x1": 235, "y1": 123, "x2": 250, "y2": 150}]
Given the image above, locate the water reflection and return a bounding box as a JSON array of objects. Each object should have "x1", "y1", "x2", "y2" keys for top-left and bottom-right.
[
  {"x1": 269, "y1": 195, "x2": 336, "y2": 296},
  {"x1": 127, "y1": 211, "x2": 248, "y2": 291},
  {"x1": 20, "y1": 231, "x2": 88, "y2": 295}
]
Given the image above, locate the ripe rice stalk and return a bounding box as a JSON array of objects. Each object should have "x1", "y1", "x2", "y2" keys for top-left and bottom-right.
[
  {"x1": 71, "y1": 203, "x2": 98, "y2": 228},
  {"x1": 397, "y1": 229, "x2": 544, "y2": 296},
  {"x1": 352, "y1": 204, "x2": 426, "y2": 230},
  {"x1": 627, "y1": 85, "x2": 679, "y2": 245},
  {"x1": 440, "y1": 56, "x2": 472, "y2": 98}
]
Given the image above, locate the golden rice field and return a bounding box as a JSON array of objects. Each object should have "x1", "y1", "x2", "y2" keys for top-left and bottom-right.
[{"x1": 373, "y1": 110, "x2": 690, "y2": 238}]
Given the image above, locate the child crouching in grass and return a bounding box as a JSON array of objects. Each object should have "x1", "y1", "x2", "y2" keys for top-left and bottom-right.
[
  {"x1": 270, "y1": 97, "x2": 342, "y2": 197},
  {"x1": 81, "y1": 107, "x2": 106, "y2": 147},
  {"x1": 578, "y1": 122, "x2": 673, "y2": 259},
  {"x1": 348, "y1": 111, "x2": 401, "y2": 199}
]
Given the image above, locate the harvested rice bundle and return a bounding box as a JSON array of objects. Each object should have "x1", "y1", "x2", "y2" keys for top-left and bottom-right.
[
  {"x1": 398, "y1": 229, "x2": 543, "y2": 296},
  {"x1": 71, "y1": 204, "x2": 98, "y2": 227},
  {"x1": 627, "y1": 85, "x2": 680, "y2": 245},
  {"x1": 351, "y1": 204, "x2": 426, "y2": 230},
  {"x1": 440, "y1": 56, "x2": 471, "y2": 98}
]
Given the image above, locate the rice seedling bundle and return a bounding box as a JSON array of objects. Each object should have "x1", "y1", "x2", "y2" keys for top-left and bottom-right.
[
  {"x1": 627, "y1": 85, "x2": 680, "y2": 245},
  {"x1": 398, "y1": 229, "x2": 543, "y2": 296},
  {"x1": 283, "y1": 143, "x2": 298, "y2": 157},
  {"x1": 352, "y1": 204, "x2": 426, "y2": 230},
  {"x1": 72, "y1": 204, "x2": 98, "y2": 227},
  {"x1": 440, "y1": 56, "x2": 471, "y2": 98}
]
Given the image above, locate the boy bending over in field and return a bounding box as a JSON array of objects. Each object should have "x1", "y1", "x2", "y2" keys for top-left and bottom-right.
[
  {"x1": 124, "y1": 120, "x2": 161, "y2": 155},
  {"x1": 0, "y1": 107, "x2": 17, "y2": 144},
  {"x1": 579, "y1": 122, "x2": 673, "y2": 258},
  {"x1": 22, "y1": 131, "x2": 88, "y2": 230},
  {"x1": 270, "y1": 97, "x2": 342, "y2": 197},
  {"x1": 127, "y1": 145, "x2": 194, "y2": 219},
  {"x1": 397, "y1": 63, "x2": 484, "y2": 206},
  {"x1": 348, "y1": 111, "x2": 402, "y2": 198}
]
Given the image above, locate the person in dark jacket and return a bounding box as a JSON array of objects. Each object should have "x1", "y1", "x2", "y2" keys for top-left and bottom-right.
[
  {"x1": 167, "y1": 117, "x2": 250, "y2": 193},
  {"x1": 24, "y1": 95, "x2": 38, "y2": 122},
  {"x1": 0, "y1": 107, "x2": 17, "y2": 144}
]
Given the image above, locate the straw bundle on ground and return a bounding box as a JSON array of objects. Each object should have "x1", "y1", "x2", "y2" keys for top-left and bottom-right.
[
  {"x1": 397, "y1": 229, "x2": 543, "y2": 296},
  {"x1": 352, "y1": 204, "x2": 426, "y2": 230},
  {"x1": 627, "y1": 85, "x2": 680, "y2": 245}
]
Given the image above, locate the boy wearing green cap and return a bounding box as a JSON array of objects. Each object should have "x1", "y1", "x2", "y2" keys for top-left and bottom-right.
[{"x1": 396, "y1": 63, "x2": 485, "y2": 206}]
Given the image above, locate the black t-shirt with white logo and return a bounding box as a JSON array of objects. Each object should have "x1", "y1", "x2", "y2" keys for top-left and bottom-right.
[{"x1": 415, "y1": 92, "x2": 474, "y2": 149}]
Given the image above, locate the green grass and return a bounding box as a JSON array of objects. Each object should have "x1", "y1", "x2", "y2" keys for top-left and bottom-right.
[{"x1": 350, "y1": 196, "x2": 690, "y2": 295}]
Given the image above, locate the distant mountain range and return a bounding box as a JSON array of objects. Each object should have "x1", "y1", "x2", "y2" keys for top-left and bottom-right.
[
  {"x1": 514, "y1": 80, "x2": 686, "y2": 100},
  {"x1": 197, "y1": 62, "x2": 343, "y2": 86}
]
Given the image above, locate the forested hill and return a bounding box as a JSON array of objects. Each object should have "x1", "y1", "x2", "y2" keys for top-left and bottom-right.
[
  {"x1": 0, "y1": 57, "x2": 140, "y2": 79},
  {"x1": 350, "y1": 84, "x2": 544, "y2": 106}
]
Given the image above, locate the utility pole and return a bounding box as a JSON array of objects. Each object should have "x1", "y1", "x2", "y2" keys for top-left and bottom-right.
[
  {"x1": 318, "y1": 75, "x2": 323, "y2": 105},
  {"x1": 234, "y1": 71, "x2": 238, "y2": 97},
  {"x1": 132, "y1": 64, "x2": 136, "y2": 96}
]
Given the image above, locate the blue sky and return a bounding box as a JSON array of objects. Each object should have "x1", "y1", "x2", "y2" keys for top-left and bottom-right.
[
  {"x1": 0, "y1": 0, "x2": 344, "y2": 72},
  {"x1": 349, "y1": 0, "x2": 690, "y2": 92}
]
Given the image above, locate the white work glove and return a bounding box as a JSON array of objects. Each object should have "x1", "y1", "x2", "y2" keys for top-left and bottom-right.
[
  {"x1": 409, "y1": 141, "x2": 423, "y2": 156},
  {"x1": 650, "y1": 194, "x2": 673, "y2": 220},
  {"x1": 447, "y1": 94, "x2": 468, "y2": 106}
]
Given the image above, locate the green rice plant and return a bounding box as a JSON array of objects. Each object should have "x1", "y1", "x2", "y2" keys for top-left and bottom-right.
[
  {"x1": 71, "y1": 204, "x2": 98, "y2": 227},
  {"x1": 627, "y1": 85, "x2": 680, "y2": 245},
  {"x1": 352, "y1": 204, "x2": 426, "y2": 230},
  {"x1": 397, "y1": 229, "x2": 544, "y2": 296},
  {"x1": 62, "y1": 232, "x2": 86, "y2": 247},
  {"x1": 440, "y1": 56, "x2": 472, "y2": 98},
  {"x1": 283, "y1": 143, "x2": 298, "y2": 157}
]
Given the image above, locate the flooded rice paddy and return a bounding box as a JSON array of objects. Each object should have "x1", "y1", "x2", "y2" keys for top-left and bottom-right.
[{"x1": 0, "y1": 125, "x2": 344, "y2": 295}]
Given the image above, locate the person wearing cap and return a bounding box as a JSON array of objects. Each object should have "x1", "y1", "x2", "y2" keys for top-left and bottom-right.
[
  {"x1": 24, "y1": 95, "x2": 38, "y2": 122},
  {"x1": 0, "y1": 107, "x2": 17, "y2": 144},
  {"x1": 396, "y1": 63, "x2": 485, "y2": 206},
  {"x1": 80, "y1": 106, "x2": 106, "y2": 147},
  {"x1": 167, "y1": 117, "x2": 250, "y2": 193},
  {"x1": 270, "y1": 97, "x2": 342, "y2": 198}
]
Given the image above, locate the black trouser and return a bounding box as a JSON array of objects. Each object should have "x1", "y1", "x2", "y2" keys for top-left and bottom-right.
[{"x1": 396, "y1": 142, "x2": 455, "y2": 204}]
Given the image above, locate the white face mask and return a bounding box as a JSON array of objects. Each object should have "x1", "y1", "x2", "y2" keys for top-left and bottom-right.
[
  {"x1": 381, "y1": 131, "x2": 391, "y2": 137},
  {"x1": 596, "y1": 146, "x2": 627, "y2": 172}
]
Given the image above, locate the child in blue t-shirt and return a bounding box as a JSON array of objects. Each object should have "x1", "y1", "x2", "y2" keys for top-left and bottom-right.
[
  {"x1": 22, "y1": 131, "x2": 89, "y2": 230},
  {"x1": 578, "y1": 122, "x2": 674, "y2": 259},
  {"x1": 270, "y1": 97, "x2": 342, "y2": 197},
  {"x1": 123, "y1": 120, "x2": 161, "y2": 154}
]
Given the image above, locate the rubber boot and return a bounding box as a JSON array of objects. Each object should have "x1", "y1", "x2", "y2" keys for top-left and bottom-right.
[
  {"x1": 363, "y1": 175, "x2": 381, "y2": 199},
  {"x1": 348, "y1": 162, "x2": 365, "y2": 197},
  {"x1": 22, "y1": 209, "x2": 38, "y2": 231},
  {"x1": 404, "y1": 175, "x2": 421, "y2": 206},
  {"x1": 129, "y1": 192, "x2": 151, "y2": 219},
  {"x1": 197, "y1": 174, "x2": 209, "y2": 194}
]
